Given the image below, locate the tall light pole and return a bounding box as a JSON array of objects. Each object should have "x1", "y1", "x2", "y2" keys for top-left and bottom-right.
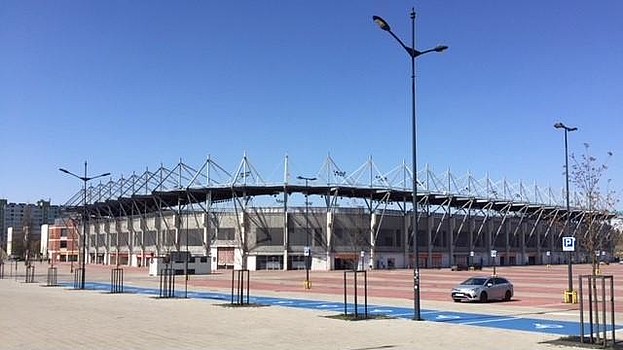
[
  {"x1": 297, "y1": 175, "x2": 316, "y2": 289},
  {"x1": 59, "y1": 162, "x2": 110, "y2": 289},
  {"x1": 554, "y1": 122, "x2": 577, "y2": 298},
  {"x1": 373, "y1": 9, "x2": 447, "y2": 321}
]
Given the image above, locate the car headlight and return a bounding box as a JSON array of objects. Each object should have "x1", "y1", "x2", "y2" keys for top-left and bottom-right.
[{"x1": 465, "y1": 288, "x2": 477, "y2": 296}]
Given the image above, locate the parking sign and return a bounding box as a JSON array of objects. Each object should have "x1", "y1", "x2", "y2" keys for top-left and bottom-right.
[{"x1": 562, "y1": 237, "x2": 575, "y2": 252}]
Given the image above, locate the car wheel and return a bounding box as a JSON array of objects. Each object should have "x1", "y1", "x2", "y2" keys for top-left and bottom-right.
[
  {"x1": 453, "y1": 299, "x2": 461, "y2": 303},
  {"x1": 504, "y1": 290, "x2": 512, "y2": 301},
  {"x1": 479, "y1": 292, "x2": 488, "y2": 303}
]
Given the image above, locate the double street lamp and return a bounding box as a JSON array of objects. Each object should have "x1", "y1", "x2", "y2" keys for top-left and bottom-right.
[
  {"x1": 554, "y1": 122, "x2": 577, "y2": 298},
  {"x1": 59, "y1": 161, "x2": 110, "y2": 289},
  {"x1": 373, "y1": 9, "x2": 447, "y2": 321},
  {"x1": 297, "y1": 175, "x2": 316, "y2": 289}
]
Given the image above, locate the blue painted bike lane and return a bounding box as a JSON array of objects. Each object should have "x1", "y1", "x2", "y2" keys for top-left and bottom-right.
[{"x1": 74, "y1": 282, "x2": 620, "y2": 337}]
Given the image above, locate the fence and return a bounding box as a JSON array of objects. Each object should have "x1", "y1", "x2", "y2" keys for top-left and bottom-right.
[
  {"x1": 159, "y1": 267, "x2": 175, "y2": 298},
  {"x1": 111, "y1": 268, "x2": 124, "y2": 293},
  {"x1": 73, "y1": 268, "x2": 83, "y2": 289},
  {"x1": 343, "y1": 270, "x2": 368, "y2": 318},
  {"x1": 579, "y1": 274, "x2": 616, "y2": 347},
  {"x1": 231, "y1": 270, "x2": 250, "y2": 305}
]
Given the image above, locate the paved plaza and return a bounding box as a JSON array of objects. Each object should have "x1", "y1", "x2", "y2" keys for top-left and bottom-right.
[{"x1": 1, "y1": 262, "x2": 622, "y2": 349}]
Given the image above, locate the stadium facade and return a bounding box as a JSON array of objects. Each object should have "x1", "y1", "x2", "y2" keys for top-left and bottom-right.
[{"x1": 54, "y1": 155, "x2": 619, "y2": 271}]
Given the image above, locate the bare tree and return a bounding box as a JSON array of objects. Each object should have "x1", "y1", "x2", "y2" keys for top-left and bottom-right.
[
  {"x1": 569, "y1": 144, "x2": 618, "y2": 274},
  {"x1": 332, "y1": 206, "x2": 371, "y2": 271}
]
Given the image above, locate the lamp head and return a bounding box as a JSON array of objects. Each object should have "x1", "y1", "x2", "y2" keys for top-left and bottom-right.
[
  {"x1": 59, "y1": 168, "x2": 70, "y2": 174},
  {"x1": 101, "y1": 173, "x2": 111, "y2": 177},
  {"x1": 554, "y1": 122, "x2": 578, "y2": 132},
  {"x1": 434, "y1": 45, "x2": 449, "y2": 53},
  {"x1": 372, "y1": 15, "x2": 391, "y2": 31}
]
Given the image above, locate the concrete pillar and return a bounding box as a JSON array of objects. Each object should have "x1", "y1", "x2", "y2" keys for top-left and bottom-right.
[
  {"x1": 156, "y1": 215, "x2": 162, "y2": 257},
  {"x1": 505, "y1": 220, "x2": 511, "y2": 265},
  {"x1": 520, "y1": 222, "x2": 526, "y2": 265},
  {"x1": 203, "y1": 212, "x2": 210, "y2": 256},
  {"x1": 174, "y1": 212, "x2": 180, "y2": 252},
  {"x1": 448, "y1": 216, "x2": 455, "y2": 266},
  {"x1": 469, "y1": 216, "x2": 475, "y2": 266},
  {"x1": 426, "y1": 215, "x2": 433, "y2": 269},
  {"x1": 486, "y1": 220, "x2": 493, "y2": 266},
  {"x1": 326, "y1": 211, "x2": 333, "y2": 271},
  {"x1": 104, "y1": 220, "x2": 111, "y2": 266},
  {"x1": 403, "y1": 212, "x2": 409, "y2": 268},
  {"x1": 283, "y1": 211, "x2": 289, "y2": 271},
  {"x1": 536, "y1": 225, "x2": 542, "y2": 264},
  {"x1": 369, "y1": 213, "x2": 378, "y2": 270},
  {"x1": 238, "y1": 211, "x2": 247, "y2": 270}
]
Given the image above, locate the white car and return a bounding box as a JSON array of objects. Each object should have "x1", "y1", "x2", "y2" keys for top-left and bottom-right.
[{"x1": 451, "y1": 276, "x2": 514, "y2": 303}]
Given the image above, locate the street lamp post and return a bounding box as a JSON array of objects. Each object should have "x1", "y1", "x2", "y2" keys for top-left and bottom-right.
[
  {"x1": 554, "y1": 122, "x2": 577, "y2": 298},
  {"x1": 373, "y1": 9, "x2": 447, "y2": 321},
  {"x1": 59, "y1": 161, "x2": 110, "y2": 289},
  {"x1": 297, "y1": 175, "x2": 316, "y2": 289}
]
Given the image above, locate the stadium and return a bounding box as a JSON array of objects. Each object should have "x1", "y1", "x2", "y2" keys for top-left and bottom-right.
[{"x1": 48, "y1": 154, "x2": 617, "y2": 273}]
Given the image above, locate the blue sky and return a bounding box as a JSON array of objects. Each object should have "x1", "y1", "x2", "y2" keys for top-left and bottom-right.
[{"x1": 1, "y1": 1, "x2": 621, "y2": 209}]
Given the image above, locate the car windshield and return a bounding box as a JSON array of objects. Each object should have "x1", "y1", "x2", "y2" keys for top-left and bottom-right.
[{"x1": 461, "y1": 277, "x2": 488, "y2": 286}]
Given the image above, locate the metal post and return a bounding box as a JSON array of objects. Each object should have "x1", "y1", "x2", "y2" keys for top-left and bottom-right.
[
  {"x1": 610, "y1": 276, "x2": 615, "y2": 345},
  {"x1": 579, "y1": 275, "x2": 585, "y2": 343},
  {"x1": 59, "y1": 162, "x2": 110, "y2": 291},
  {"x1": 354, "y1": 269, "x2": 358, "y2": 317},
  {"x1": 555, "y1": 122, "x2": 576, "y2": 296},
  {"x1": 410, "y1": 8, "x2": 422, "y2": 322},
  {"x1": 372, "y1": 9, "x2": 447, "y2": 322},
  {"x1": 81, "y1": 161, "x2": 87, "y2": 290},
  {"x1": 364, "y1": 270, "x2": 368, "y2": 318},
  {"x1": 305, "y1": 187, "x2": 310, "y2": 286},
  {"x1": 343, "y1": 271, "x2": 347, "y2": 315},
  {"x1": 184, "y1": 199, "x2": 189, "y2": 299},
  {"x1": 564, "y1": 129, "x2": 572, "y2": 293},
  {"x1": 298, "y1": 176, "x2": 316, "y2": 289}
]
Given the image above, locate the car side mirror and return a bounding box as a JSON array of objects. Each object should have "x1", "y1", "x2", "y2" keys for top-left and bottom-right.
[{"x1": 486, "y1": 283, "x2": 493, "y2": 287}]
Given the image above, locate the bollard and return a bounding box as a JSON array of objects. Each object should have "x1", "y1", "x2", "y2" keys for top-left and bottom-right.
[
  {"x1": 47, "y1": 267, "x2": 58, "y2": 286},
  {"x1": 25, "y1": 265, "x2": 35, "y2": 283},
  {"x1": 0, "y1": 262, "x2": 4, "y2": 279}
]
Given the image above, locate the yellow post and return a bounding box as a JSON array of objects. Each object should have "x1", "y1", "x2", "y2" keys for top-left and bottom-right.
[{"x1": 563, "y1": 290, "x2": 578, "y2": 304}]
